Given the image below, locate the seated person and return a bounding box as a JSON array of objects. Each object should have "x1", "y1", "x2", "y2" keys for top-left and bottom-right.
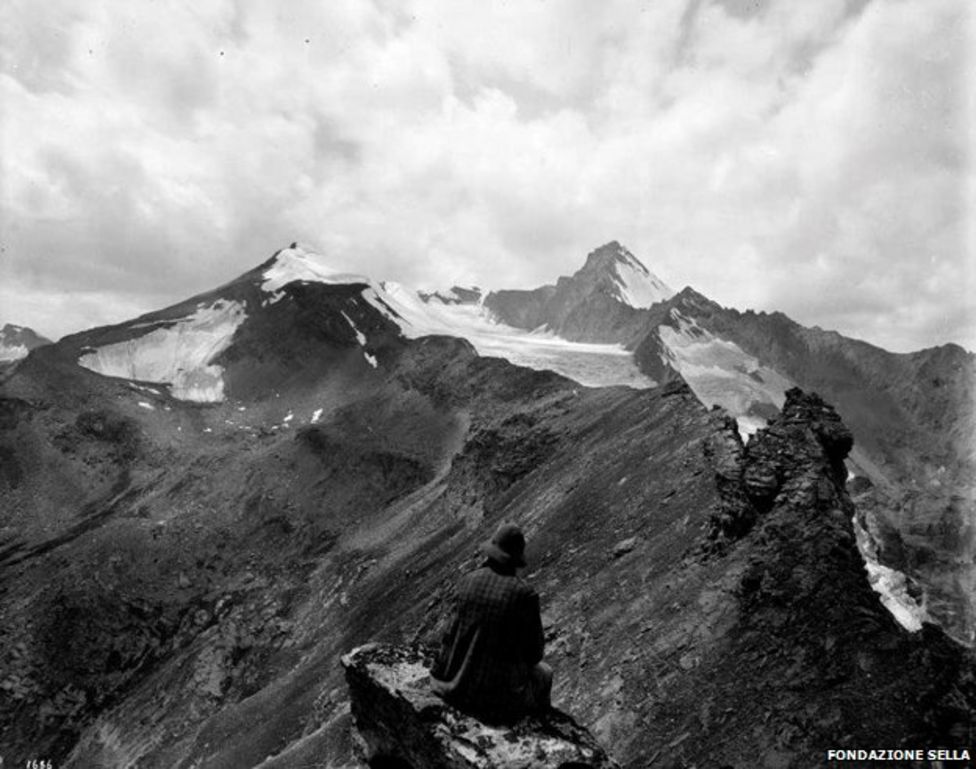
[{"x1": 430, "y1": 523, "x2": 552, "y2": 723}]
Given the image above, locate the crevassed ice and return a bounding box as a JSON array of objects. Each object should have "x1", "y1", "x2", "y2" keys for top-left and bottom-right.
[
  {"x1": 658, "y1": 309, "x2": 792, "y2": 440},
  {"x1": 78, "y1": 300, "x2": 246, "y2": 402},
  {"x1": 852, "y1": 515, "x2": 926, "y2": 632}
]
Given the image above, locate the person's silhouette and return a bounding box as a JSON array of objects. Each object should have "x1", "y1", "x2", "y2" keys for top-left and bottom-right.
[{"x1": 431, "y1": 523, "x2": 552, "y2": 723}]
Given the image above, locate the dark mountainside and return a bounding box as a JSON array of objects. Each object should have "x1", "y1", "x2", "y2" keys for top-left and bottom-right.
[{"x1": 0, "y1": 244, "x2": 973, "y2": 768}]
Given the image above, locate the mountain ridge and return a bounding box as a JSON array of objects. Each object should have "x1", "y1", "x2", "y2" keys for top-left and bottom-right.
[{"x1": 1, "y1": 240, "x2": 973, "y2": 767}]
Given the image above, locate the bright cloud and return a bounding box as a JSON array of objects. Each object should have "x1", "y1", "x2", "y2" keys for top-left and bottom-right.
[{"x1": 0, "y1": 0, "x2": 971, "y2": 352}]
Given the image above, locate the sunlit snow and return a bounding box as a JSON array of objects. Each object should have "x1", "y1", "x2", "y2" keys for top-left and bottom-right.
[
  {"x1": 78, "y1": 299, "x2": 246, "y2": 402},
  {"x1": 610, "y1": 244, "x2": 674, "y2": 308}
]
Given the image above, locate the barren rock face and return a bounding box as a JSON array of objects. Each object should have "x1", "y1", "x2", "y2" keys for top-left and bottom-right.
[{"x1": 342, "y1": 643, "x2": 619, "y2": 769}]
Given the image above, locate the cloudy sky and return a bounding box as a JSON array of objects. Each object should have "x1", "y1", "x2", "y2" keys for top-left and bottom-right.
[{"x1": 1, "y1": 0, "x2": 972, "y2": 352}]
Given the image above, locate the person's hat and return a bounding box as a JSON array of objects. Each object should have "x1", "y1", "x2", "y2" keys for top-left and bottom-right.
[{"x1": 483, "y1": 523, "x2": 527, "y2": 568}]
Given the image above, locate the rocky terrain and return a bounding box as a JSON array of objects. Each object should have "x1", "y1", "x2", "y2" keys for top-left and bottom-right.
[
  {"x1": 341, "y1": 643, "x2": 618, "y2": 768},
  {"x1": 0, "y1": 243, "x2": 973, "y2": 768}
]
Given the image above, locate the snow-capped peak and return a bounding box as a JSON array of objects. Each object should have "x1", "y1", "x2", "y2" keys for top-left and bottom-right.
[
  {"x1": 261, "y1": 242, "x2": 371, "y2": 293},
  {"x1": 607, "y1": 244, "x2": 673, "y2": 309},
  {"x1": 579, "y1": 242, "x2": 674, "y2": 309}
]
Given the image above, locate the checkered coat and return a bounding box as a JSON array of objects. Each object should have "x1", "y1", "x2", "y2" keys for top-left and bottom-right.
[{"x1": 431, "y1": 561, "x2": 544, "y2": 720}]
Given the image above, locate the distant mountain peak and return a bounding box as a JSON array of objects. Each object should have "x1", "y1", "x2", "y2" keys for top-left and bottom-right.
[
  {"x1": 262, "y1": 243, "x2": 371, "y2": 293},
  {"x1": 581, "y1": 240, "x2": 643, "y2": 272},
  {"x1": 0, "y1": 323, "x2": 53, "y2": 362},
  {"x1": 575, "y1": 241, "x2": 673, "y2": 309}
]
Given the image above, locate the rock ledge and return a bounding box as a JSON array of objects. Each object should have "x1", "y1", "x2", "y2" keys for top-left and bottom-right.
[{"x1": 341, "y1": 643, "x2": 619, "y2": 769}]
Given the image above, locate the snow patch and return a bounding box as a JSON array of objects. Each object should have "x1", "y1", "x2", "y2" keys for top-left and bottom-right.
[
  {"x1": 610, "y1": 246, "x2": 674, "y2": 308},
  {"x1": 0, "y1": 343, "x2": 29, "y2": 362},
  {"x1": 341, "y1": 312, "x2": 367, "y2": 346},
  {"x1": 129, "y1": 383, "x2": 162, "y2": 395},
  {"x1": 78, "y1": 299, "x2": 246, "y2": 402},
  {"x1": 311, "y1": 408, "x2": 323, "y2": 423},
  {"x1": 736, "y1": 416, "x2": 766, "y2": 443},
  {"x1": 853, "y1": 515, "x2": 926, "y2": 632},
  {"x1": 658, "y1": 310, "x2": 792, "y2": 425},
  {"x1": 364, "y1": 352, "x2": 378, "y2": 368},
  {"x1": 283, "y1": 412, "x2": 294, "y2": 423},
  {"x1": 137, "y1": 401, "x2": 154, "y2": 410}
]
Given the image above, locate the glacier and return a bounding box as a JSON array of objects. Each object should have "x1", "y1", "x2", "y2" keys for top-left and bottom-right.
[{"x1": 78, "y1": 299, "x2": 247, "y2": 402}]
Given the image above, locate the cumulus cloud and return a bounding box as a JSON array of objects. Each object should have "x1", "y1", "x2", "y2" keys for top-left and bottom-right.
[{"x1": 0, "y1": 0, "x2": 971, "y2": 352}]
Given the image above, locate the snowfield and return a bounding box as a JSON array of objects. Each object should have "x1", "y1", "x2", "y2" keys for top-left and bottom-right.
[
  {"x1": 658, "y1": 310, "x2": 793, "y2": 439},
  {"x1": 78, "y1": 300, "x2": 247, "y2": 402},
  {"x1": 608, "y1": 243, "x2": 674, "y2": 308}
]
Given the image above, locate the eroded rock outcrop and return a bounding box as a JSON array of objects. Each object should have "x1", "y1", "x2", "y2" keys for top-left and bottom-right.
[{"x1": 342, "y1": 643, "x2": 619, "y2": 769}]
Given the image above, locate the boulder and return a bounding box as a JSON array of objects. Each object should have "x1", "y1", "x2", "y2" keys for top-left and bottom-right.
[{"x1": 341, "y1": 643, "x2": 619, "y2": 769}]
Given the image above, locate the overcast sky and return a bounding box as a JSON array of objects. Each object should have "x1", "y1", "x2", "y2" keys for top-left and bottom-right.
[{"x1": 1, "y1": 0, "x2": 972, "y2": 352}]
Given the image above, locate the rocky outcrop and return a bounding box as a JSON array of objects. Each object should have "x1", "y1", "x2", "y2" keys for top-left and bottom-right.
[{"x1": 342, "y1": 643, "x2": 619, "y2": 769}]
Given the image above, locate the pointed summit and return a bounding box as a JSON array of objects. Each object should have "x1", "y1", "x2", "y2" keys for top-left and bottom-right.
[
  {"x1": 580, "y1": 240, "x2": 635, "y2": 272},
  {"x1": 575, "y1": 242, "x2": 673, "y2": 309}
]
